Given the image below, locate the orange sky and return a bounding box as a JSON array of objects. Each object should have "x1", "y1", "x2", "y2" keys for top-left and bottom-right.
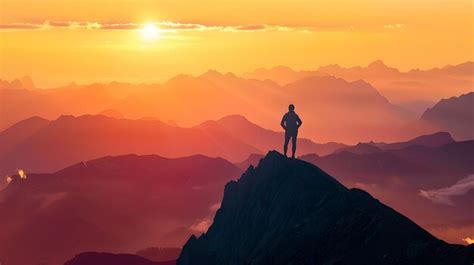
[{"x1": 0, "y1": 0, "x2": 473, "y2": 87}]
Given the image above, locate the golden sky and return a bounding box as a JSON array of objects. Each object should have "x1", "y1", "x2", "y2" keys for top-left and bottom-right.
[{"x1": 0, "y1": 0, "x2": 473, "y2": 87}]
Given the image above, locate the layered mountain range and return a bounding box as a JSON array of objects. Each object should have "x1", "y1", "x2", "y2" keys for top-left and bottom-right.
[
  {"x1": 1, "y1": 137, "x2": 472, "y2": 265},
  {"x1": 0, "y1": 61, "x2": 472, "y2": 265},
  {"x1": 245, "y1": 61, "x2": 474, "y2": 104},
  {"x1": 0, "y1": 114, "x2": 345, "y2": 177},
  {"x1": 0, "y1": 154, "x2": 241, "y2": 265}
]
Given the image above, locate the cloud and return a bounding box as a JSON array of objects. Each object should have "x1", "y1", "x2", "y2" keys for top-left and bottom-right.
[
  {"x1": 0, "y1": 23, "x2": 42, "y2": 29},
  {"x1": 0, "y1": 20, "x2": 398, "y2": 33},
  {"x1": 48, "y1": 21, "x2": 71, "y2": 27},
  {"x1": 462, "y1": 237, "x2": 474, "y2": 244},
  {"x1": 419, "y1": 175, "x2": 474, "y2": 206},
  {"x1": 233, "y1": 25, "x2": 267, "y2": 31},
  {"x1": 100, "y1": 23, "x2": 140, "y2": 30},
  {"x1": 384, "y1": 24, "x2": 406, "y2": 30}
]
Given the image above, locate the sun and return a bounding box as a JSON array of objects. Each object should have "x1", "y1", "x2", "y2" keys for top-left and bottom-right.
[{"x1": 140, "y1": 23, "x2": 160, "y2": 41}]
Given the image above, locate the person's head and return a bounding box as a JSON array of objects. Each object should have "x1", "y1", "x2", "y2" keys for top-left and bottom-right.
[{"x1": 288, "y1": 104, "x2": 295, "y2": 112}]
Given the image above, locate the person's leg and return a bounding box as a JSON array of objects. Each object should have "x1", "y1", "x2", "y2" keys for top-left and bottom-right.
[
  {"x1": 284, "y1": 131, "x2": 291, "y2": 157},
  {"x1": 291, "y1": 131, "x2": 298, "y2": 158}
]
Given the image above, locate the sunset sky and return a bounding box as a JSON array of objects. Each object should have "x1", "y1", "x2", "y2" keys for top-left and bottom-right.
[{"x1": 1, "y1": 0, "x2": 472, "y2": 87}]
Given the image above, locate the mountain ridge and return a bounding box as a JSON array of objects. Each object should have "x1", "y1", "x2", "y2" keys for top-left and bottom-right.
[
  {"x1": 178, "y1": 151, "x2": 473, "y2": 265},
  {"x1": 0, "y1": 153, "x2": 242, "y2": 265}
]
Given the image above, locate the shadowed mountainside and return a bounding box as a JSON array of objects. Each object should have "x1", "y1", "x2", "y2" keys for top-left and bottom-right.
[
  {"x1": 421, "y1": 92, "x2": 474, "y2": 140},
  {"x1": 0, "y1": 116, "x2": 50, "y2": 155},
  {"x1": 0, "y1": 154, "x2": 241, "y2": 265},
  {"x1": 0, "y1": 115, "x2": 258, "y2": 175},
  {"x1": 178, "y1": 151, "x2": 474, "y2": 265},
  {"x1": 0, "y1": 114, "x2": 344, "y2": 176}
]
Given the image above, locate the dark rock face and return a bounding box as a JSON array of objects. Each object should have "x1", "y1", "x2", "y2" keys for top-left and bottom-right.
[
  {"x1": 64, "y1": 252, "x2": 175, "y2": 265},
  {"x1": 177, "y1": 151, "x2": 474, "y2": 265}
]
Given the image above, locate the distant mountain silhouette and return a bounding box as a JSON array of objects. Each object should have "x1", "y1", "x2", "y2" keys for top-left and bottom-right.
[
  {"x1": 234, "y1": 132, "x2": 458, "y2": 170},
  {"x1": 0, "y1": 115, "x2": 261, "y2": 175},
  {"x1": 333, "y1": 131, "x2": 456, "y2": 154},
  {"x1": 278, "y1": 75, "x2": 415, "y2": 142},
  {"x1": 0, "y1": 116, "x2": 49, "y2": 155},
  {"x1": 302, "y1": 140, "x2": 473, "y2": 189},
  {"x1": 0, "y1": 80, "x2": 149, "y2": 130},
  {"x1": 318, "y1": 60, "x2": 401, "y2": 78},
  {"x1": 0, "y1": 88, "x2": 61, "y2": 131},
  {"x1": 300, "y1": 140, "x2": 474, "y2": 244},
  {"x1": 245, "y1": 61, "x2": 473, "y2": 104},
  {"x1": 242, "y1": 65, "x2": 326, "y2": 85},
  {"x1": 421, "y1": 92, "x2": 474, "y2": 140},
  {"x1": 1, "y1": 71, "x2": 419, "y2": 143},
  {"x1": 64, "y1": 252, "x2": 175, "y2": 265},
  {"x1": 196, "y1": 115, "x2": 346, "y2": 156},
  {"x1": 98, "y1": 109, "x2": 124, "y2": 119},
  {"x1": 333, "y1": 142, "x2": 383, "y2": 154},
  {"x1": 0, "y1": 76, "x2": 36, "y2": 90},
  {"x1": 317, "y1": 61, "x2": 474, "y2": 103},
  {"x1": 415, "y1": 61, "x2": 474, "y2": 76},
  {"x1": 374, "y1": 131, "x2": 456, "y2": 150},
  {"x1": 0, "y1": 154, "x2": 241, "y2": 265},
  {"x1": 0, "y1": 114, "x2": 349, "y2": 176},
  {"x1": 178, "y1": 151, "x2": 473, "y2": 265}
]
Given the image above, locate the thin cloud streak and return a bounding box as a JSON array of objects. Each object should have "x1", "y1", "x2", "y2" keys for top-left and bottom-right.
[
  {"x1": 419, "y1": 175, "x2": 474, "y2": 206},
  {"x1": 0, "y1": 20, "x2": 405, "y2": 33}
]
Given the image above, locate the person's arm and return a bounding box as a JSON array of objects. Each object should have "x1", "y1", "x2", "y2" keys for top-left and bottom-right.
[
  {"x1": 280, "y1": 114, "x2": 287, "y2": 130},
  {"x1": 297, "y1": 115, "x2": 302, "y2": 128}
]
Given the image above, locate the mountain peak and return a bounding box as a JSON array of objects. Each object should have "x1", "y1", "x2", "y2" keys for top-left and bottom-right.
[
  {"x1": 271, "y1": 65, "x2": 295, "y2": 72},
  {"x1": 368, "y1": 59, "x2": 387, "y2": 68},
  {"x1": 217, "y1": 114, "x2": 250, "y2": 123},
  {"x1": 201, "y1": 69, "x2": 223, "y2": 77},
  {"x1": 178, "y1": 151, "x2": 473, "y2": 265}
]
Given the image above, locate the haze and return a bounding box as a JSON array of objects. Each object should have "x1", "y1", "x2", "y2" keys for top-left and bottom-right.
[{"x1": 1, "y1": 0, "x2": 473, "y2": 87}]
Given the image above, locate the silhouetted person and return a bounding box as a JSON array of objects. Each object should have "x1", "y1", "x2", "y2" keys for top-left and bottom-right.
[{"x1": 281, "y1": 104, "x2": 302, "y2": 158}]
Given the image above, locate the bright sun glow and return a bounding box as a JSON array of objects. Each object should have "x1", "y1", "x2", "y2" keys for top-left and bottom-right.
[{"x1": 140, "y1": 23, "x2": 160, "y2": 41}]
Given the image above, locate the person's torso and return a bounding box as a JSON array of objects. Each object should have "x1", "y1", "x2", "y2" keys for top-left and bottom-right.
[{"x1": 284, "y1": 112, "x2": 299, "y2": 130}]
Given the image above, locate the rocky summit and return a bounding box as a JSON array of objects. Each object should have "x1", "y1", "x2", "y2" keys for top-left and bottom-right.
[{"x1": 178, "y1": 151, "x2": 474, "y2": 265}]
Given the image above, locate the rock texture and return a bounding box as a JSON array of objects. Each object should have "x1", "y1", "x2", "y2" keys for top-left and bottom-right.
[{"x1": 178, "y1": 151, "x2": 474, "y2": 265}]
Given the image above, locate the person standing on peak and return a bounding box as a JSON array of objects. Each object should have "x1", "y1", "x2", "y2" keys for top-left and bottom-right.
[{"x1": 280, "y1": 104, "x2": 302, "y2": 158}]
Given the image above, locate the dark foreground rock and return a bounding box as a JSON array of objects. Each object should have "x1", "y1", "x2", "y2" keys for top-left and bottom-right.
[{"x1": 178, "y1": 151, "x2": 474, "y2": 265}]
